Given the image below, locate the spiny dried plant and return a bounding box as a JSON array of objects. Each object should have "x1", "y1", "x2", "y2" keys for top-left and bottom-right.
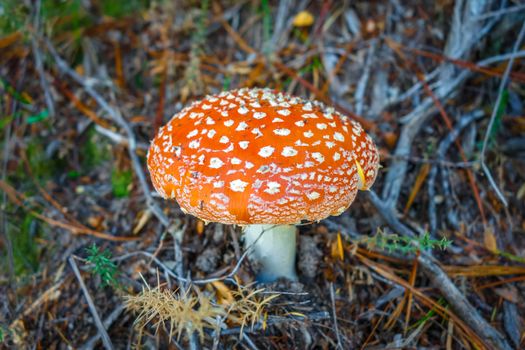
[
  {"x1": 124, "y1": 279, "x2": 224, "y2": 342},
  {"x1": 225, "y1": 283, "x2": 280, "y2": 335},
  {"x1": 125, "y1": 277, "x2": 282, "y2": 344}
]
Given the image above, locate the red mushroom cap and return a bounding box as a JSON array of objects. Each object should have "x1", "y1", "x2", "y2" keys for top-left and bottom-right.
[{"x1": 147, "y1": 88, "x2": 379, "y2": 225}]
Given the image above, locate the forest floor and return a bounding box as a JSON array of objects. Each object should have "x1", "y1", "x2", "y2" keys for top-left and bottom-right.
[{"x1": 1, "y1": 1, "x2": 525, "y2": 349}]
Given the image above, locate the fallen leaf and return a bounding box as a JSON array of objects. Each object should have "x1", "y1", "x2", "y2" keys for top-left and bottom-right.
[
  {"x1": 211, "y1": 281, "x2": 234, "y2": 305},
  {"x1": 483, "y1": 227, "x2": 498, "y2": 253},
  {"x1": 133, "y1": 209, "x2": 152, "y2": 235},
  {"x1": 330, "y1": 232, "x2": 344, "y2": 261}
]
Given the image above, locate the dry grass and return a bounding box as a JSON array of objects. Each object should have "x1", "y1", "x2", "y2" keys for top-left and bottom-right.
[
  {"x1": 125, "y1": 276, "x2": 280, "y2": 344},
  {"x1": 124, "y1": 277, "x2": 223, "y2": 342},
  {"x1": 225, "y1": 283, "x2": 280, "y2": 335}
]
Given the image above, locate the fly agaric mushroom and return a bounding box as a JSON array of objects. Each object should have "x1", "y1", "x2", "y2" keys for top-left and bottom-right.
[{"x1": 147, "y1": 88, "x2": 379, "y2": 282}]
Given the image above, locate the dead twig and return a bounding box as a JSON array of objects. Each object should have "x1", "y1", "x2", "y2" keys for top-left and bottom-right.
[
  {"x1": 427, "y1": 111, "x2": 484, "y2": 234},
  {"x1": 329, "y1": 283, "x2": 343, "y2": 349},
  {"x1": 418, "y1": 254, "x2": 512, "y2": 350},
  {"x1": 94, "y1": 125, "x2": 149, "y2": 150},
  {"x1": 354, "y1": 41, "x2": 376, "y2": 116},
  {"x1": 382, "y1": 0, "x2": 495, "y2": 207},
  {"x1": 79, "y1": 305, "x2": 125, "y2": 350},
  {"x1": 367, "y1": 190, "x2": 513, "y2": 350},
  {"x1": 69, "y1": 256, "x2": 114, "y2": 350},
  {"x1": 480, "y1": 20, "x2": 525, "y2": 208},
  {"x1": 242, "y1": 333, "x2": 259, "y2": 350},
  {"x1": 386, "y1": 49, "x2": 525, "y2": 109},
  {"x1": 210, "y1": 312, "x2": 331, "y2": 336},
  {"x1": 43, "y1": 38, "x2": 170, "y2": 227},
  {"x1": 0, "y1": 179, "x2": 138, "y2": 242},
  {"x1": 474, "y1": 3, "x2": 525, "y2": 20}
]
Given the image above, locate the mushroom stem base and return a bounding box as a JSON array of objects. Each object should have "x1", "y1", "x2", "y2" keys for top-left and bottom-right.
[{"x1": 243, "y1": 224, "x2": 297, "y2": 282}]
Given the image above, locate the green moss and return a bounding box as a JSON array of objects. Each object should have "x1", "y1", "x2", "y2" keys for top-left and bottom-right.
[{"x1": 111, "y1": 168, "x2": 133, "y2": 198}]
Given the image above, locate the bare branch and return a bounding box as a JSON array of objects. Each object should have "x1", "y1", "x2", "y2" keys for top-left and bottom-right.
[
  {"x1": 69, "y1": 256, "x2": 114, "y2": 350},
  {"x1": 367, "y1": 190, "x2": 513, "y2": 350},
  {"x1": 329, "y1": 283, "x2": 343, "y2": 349},
  {"x1": 43, "y1": 38, "x2": 170, "y2": 227},
  {"x1": 480, "y1": 20, "x2": 525, "y2": 208}
]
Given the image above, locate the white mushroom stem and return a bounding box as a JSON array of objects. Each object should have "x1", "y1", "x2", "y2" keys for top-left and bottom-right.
[{"x1": 243, "y1": 224, "x2": 297, "y2": 282}]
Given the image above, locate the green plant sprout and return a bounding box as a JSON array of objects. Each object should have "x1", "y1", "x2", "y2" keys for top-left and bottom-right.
[
  {"x1": 365, "y1": 230, "x2": 452, "y2": 254},
  {"x1": 409, "y1": 297, "x2": 447, "y2": 330},
  {"x1": 85, "y1": 244, "x2": 120, "y2": 289}
]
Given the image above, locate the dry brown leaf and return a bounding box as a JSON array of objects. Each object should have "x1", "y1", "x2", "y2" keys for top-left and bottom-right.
[
  {"x1": 211, "y1": 280, "x2": 234, "y2": 305},
  {"x1": 133, "y1": 209, "x2": 152, "y2": 235},
  {"x1": 330, "y1": 233, "x2": 344, "y2": 261},
  {"x1": 483, "y1": 227, "x2": 498, "y2": 253}
]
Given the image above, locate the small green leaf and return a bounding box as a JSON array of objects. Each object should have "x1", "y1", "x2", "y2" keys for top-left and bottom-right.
[
  {"x1": 67, "y1": 170, "x2": 81, "y2": 179},
  {"x1": 26, "y1": 109, "x2": 49, "y2": 124},
  {"x1": 410, "y1": 298, "x2": 447, "y2": 329}
]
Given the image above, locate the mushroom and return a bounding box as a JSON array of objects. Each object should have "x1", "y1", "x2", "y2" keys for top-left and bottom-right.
[{"x1": 147, "y1": 88, "x2": 379, "y2": 282}]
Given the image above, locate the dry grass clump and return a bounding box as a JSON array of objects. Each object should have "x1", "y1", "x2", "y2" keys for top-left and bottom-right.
[
  {"x1": 124, "y1": 280, "x2": 223, "y2": 342},
  {"x1": 124, "y1": 277, "x2": 281, "y2": 344},
  {"x1": 225, "y1": 284, "x2": 280, "y2": 335}
]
